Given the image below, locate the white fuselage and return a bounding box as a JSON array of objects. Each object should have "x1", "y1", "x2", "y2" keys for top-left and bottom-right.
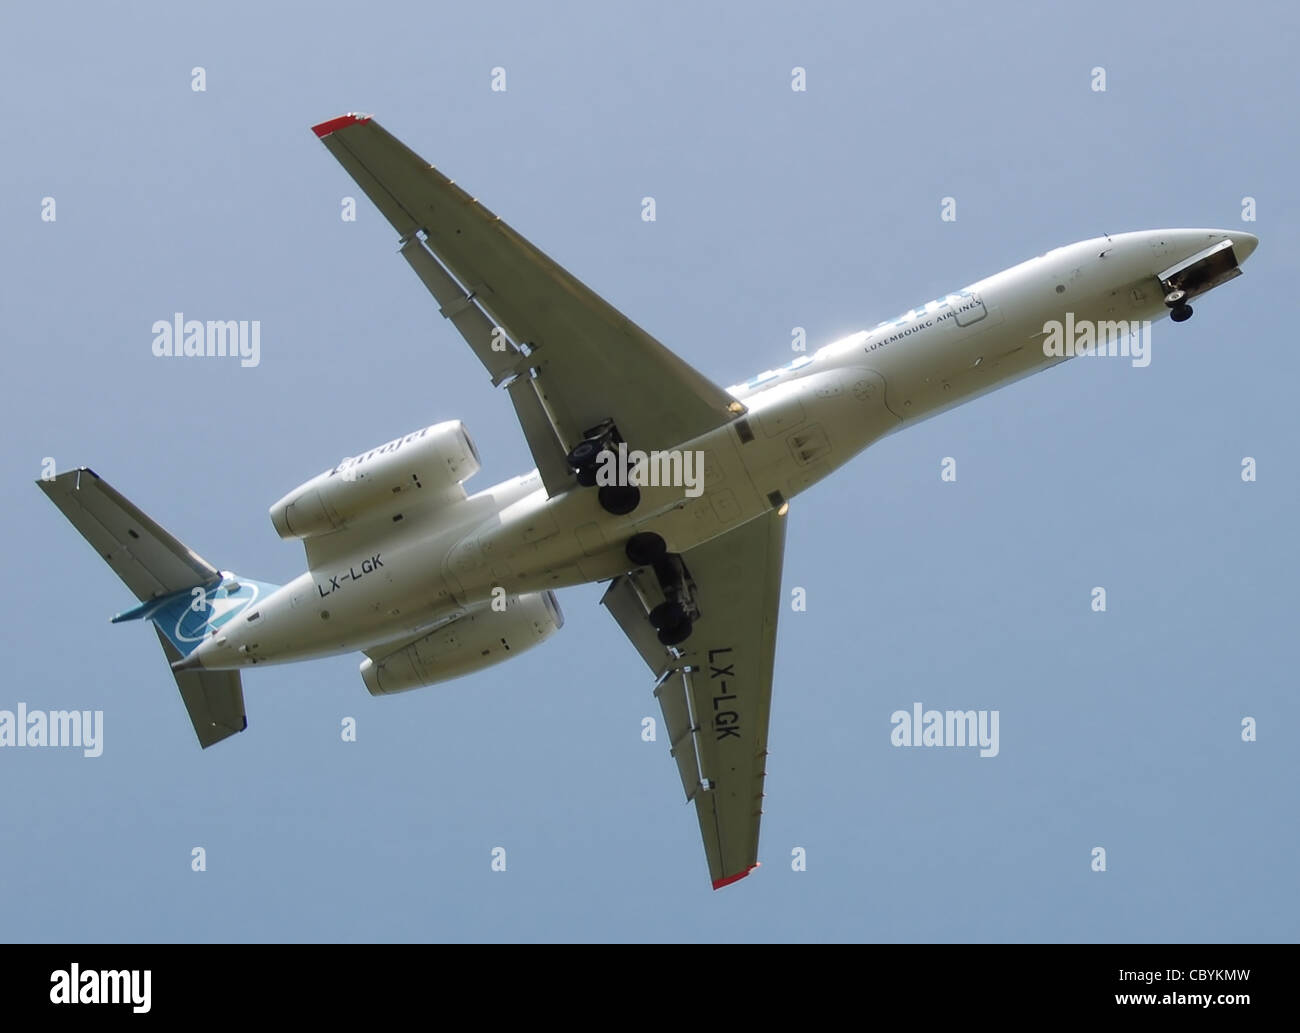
[{"x1": 189, "y1": 228, "x2": 1257, "y2": 671}]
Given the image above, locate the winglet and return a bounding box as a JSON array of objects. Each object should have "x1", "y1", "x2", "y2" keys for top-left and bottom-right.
[
  {"x1": 712, "y1": 863, "x2": 759, "y2": 891},
  {"x1": 311, "y1": 113, "x2": 373, "y2": 138}
]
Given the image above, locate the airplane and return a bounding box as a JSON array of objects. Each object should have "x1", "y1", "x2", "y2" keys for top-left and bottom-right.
[{"x1": 38, "y1": 112, "x2": 1259, "y2": 891}]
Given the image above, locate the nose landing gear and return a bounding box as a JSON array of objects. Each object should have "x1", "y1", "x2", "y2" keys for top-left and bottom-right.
[
  {"x1": 1157, "y1": 237, "x2": 1244, "y2": 325},
  {"x1": 1165, "y1": 288, "x2": 1193, "y2": 323}
]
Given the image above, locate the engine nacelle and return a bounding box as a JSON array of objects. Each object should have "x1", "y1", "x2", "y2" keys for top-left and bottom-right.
[
  {"x1": 360, "y1": 591, "x2": 564, "y2": 696},
  {"x1": 270, "y1": 421, "x2": 480, "y2": 540}
]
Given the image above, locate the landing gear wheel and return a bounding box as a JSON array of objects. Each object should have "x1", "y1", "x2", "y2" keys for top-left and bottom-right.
[
  {"x1": 575, "y1": 465, "x2": 598, "y2": 487},
  {"x1": 1164, "y1": 289, "x2": 1187, "y2": 307},
  {"x1": 566, "y1": 438, "x2": 604, "y2": 469},
  {"x1": 626, "y1": 531, "x2": 667, "y2": 567},
  {"x1": 657, "y1": 619, "x2": 693, "y2": 647},
  {"x1": 598, "y1": 484, "x2": 640, "y2": 516},
  {"x1": 1170, "y1": 303, "x2": 1194, "y2": 323},
  {"x1": 648, "y1": 600, "x2": 686, "y2": 630}
]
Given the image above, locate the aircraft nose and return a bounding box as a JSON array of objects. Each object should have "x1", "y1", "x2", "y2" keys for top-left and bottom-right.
[{"x1": 1232, "y1": 232, "x2": 1259, "y2": 263}]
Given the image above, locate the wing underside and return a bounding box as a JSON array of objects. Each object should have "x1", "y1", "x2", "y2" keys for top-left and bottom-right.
[
  {"x1": 602, "y1": 509, "x2": 787, "y2": 889},
  {"x1": 313, "y1": 114, "x2": 743, "y2": 495},
  {"x1": 312, "y1": 113, "x2": 780, "y2": 883}
]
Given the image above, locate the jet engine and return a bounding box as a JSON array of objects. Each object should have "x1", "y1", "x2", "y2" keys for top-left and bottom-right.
[
  {"x1": 360, "y1": 591, "x2": 564, "y2": 695},
  {"x1": 270, "y1": 421, "x2": 480, "y2": 539}
]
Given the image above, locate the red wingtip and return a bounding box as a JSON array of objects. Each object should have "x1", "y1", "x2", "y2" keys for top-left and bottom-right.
[
  {"x1": 712, "y1": 863, "x2": 759, "y2": 891},
  {"x1": 311, "y1": 113, "x2": 373, "y2": 138}
]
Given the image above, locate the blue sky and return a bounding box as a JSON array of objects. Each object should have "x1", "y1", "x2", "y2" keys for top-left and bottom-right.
[{"x1": 2, "y1": 0, "x2": 1296, "y2": 942}]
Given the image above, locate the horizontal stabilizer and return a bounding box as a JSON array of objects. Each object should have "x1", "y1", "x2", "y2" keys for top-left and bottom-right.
[
  {"x1": 153, "y1": 627, "x2": 247, "y2": 748},
  {"x1": 39, "y1": 467, "x2": 261, "y2": 749},
  {"x1": 37, "y1": 468, "x2": 219, "y2": 601}
]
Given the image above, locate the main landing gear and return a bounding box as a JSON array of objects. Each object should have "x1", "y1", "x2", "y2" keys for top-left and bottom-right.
[
  {"x1": 566, "y1": 419, "x2": 641, "y2": 516},
  {"x1": 624, "y1": 532, "x2": 698, "y2": 647},
  {"x1": 625, "y1": 531, "x2": 668, "y2": 567},
  {"x1": 1164, "y1": 288, "x2": 1193, "y2": 323}
]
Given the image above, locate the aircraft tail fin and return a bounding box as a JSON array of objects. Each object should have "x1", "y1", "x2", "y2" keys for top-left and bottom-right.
[{"x1": 37, "y1": 467, "x2": 280, "y2": 748}]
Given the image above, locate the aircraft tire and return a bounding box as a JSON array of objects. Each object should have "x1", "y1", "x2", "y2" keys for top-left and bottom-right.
[
  {"x1": 657, "y1": 618, "x2": 693, "y2": 647},
  {"x1": 649, "y1": 600, "x2": 686, "y2": 629},
  {"x1": 566, "y1": 438, "x2": 603, "y2": 468},
  {"x1": 598, "y1": 484, "x2": 640, "y2": 515},
  {"x1": 626, "y1": 532, "x2": 667, "y2": 567}
]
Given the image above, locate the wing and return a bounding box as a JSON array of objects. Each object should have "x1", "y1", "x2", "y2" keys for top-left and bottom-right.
[
  {"x1": 312, "y1": 114, "x2": 742, "y2": 496},
  {"x1": 36, "y1": 468, "x2": 220, "y2": 601},
  {"x1": 601, "y1": 509, "x2": 787, "y2": 889}
]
